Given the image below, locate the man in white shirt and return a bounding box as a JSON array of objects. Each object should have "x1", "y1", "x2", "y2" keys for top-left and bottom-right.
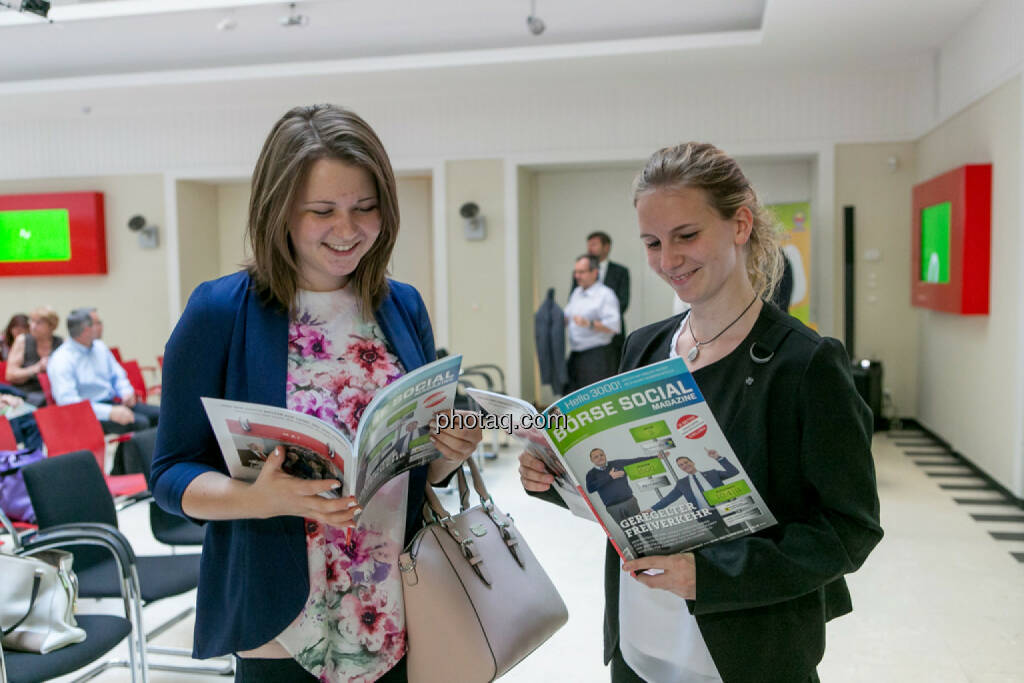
[
  {"x1": 47, "y1": 307, "x2": 160, "y2": 435},
  {"x1": 564, "y1": 255, "x2": 621, "y2": 391}
]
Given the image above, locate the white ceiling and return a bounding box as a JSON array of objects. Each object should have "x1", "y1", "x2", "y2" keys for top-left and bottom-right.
[
  {"x1": 1, "y1": 0, "x2": 765, "y2": 82},
  {"x1": 0, "y1": 0, "x2": 986, "y2": 87}
]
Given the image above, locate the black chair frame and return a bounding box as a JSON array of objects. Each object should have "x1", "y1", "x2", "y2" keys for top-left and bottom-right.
[{"x1": 0, "y1": 510, "x2": 146, "y2": 683}]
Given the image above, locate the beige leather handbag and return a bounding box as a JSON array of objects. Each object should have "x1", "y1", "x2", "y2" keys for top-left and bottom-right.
[{"x1": 400, "y1": 459, "x2": 568, "y2": 682}]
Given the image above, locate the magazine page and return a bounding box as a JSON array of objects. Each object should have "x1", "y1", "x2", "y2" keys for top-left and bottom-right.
[
  {"x1": 352, "y1": 354, "x2": 462, "y2": 506},
  {"x1": 464, "y1": 387, "x2": 594, "y2": 521},
  {"x1": 202, "y1": 397, "x2": 353, "y2": 498},
  {"x1": 542, "y1": 357, "x2": 777, "y2": 561}
]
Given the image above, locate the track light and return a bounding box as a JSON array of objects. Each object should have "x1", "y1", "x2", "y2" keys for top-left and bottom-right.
[
  {"x1": 280, "y1": 2, "x2": 308, "y2": 27},
  {"x1": 526, "y1": 0, "x2": 545, "y2": 36},
  {"x1": 0, "y1": 0, "x2": 51, "y2": 20}
]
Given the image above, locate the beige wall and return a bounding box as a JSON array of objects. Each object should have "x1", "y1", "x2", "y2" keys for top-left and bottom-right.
[
  {"x1": 915, "y1": 76, "x2": 1022, "y2": 496},
  {"x1": 518, "y1": 168, "x2": 538, "y2": 404},
  {"x1": 0, "y1": 175, "x2": 169, "y2": 365},
  {"x1": 835, "y1": 143, "x2": 920, "y2": 416},
  {"x1": 445, "y1": 160, "x2": 506, "y2": 369},
  {"x1": 175, "y1": 180, "x2": 221, "y2": 308},
  {"x1": 216, "y1": 181, "x2": 250, "y2": 276},
  {"x1": 392, "y1": 175, "x2": 434, "y2": 321}
]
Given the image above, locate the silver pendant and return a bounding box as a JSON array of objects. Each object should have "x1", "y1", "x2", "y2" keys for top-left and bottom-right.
[{"x1": 686, "y1": 345, "x2": 699, "y2": 362}]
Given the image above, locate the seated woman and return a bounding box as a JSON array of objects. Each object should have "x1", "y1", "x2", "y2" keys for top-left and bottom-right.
[
  {"x1": 5, "y1": 306, "x2": 63, "y2": 406},
  {"x1": 1, "y1": 313, "x2": 28, "y2": 361},
  {"x1": 520, "y1": 142, "x2": 882, "y2": 683},
  {"x1": 150, "y1": 104, "x2": 482, "y2": 683}
]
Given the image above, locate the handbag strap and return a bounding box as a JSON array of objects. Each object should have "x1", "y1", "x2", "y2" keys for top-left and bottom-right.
[{"x1": 2, "y1": 569, "x2": 43, "y2": 637}]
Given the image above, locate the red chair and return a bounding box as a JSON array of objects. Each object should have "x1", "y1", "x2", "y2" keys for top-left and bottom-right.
[
  {"x1": 32, "y1": 400, "x2": 147, "y2": 498},
  {"x1": 0, "y1": 415, "x2": 17, "y2": 449},
  {"x1": 109, "y1": 346, "x2": 123, "y2": 363},
  {"x1": 37, "y1": 372, "x2": 55, "y2": 406},
  {"x1": 120, "y1": 360, "x2": 150, "y2": 404}
]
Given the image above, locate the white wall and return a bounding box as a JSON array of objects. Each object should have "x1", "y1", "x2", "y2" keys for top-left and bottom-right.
[
  {"x1": 0, "y1": 58, "x2": 933, "y2": 182},
  {"x1": 915, "y1": 76, "x2": 1022, "y2": 497},
  {"x1": 937, "y1": 0, "x2": 1024, "y2": 123}
]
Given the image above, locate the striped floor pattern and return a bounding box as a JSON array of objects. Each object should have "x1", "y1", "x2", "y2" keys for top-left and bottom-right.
[{"x1": 888, "y1": 428, "x2": 1024, "y2": 564}]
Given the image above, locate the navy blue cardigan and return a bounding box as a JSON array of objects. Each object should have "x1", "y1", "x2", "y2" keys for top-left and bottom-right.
[{"x1": 151, "y1": 271, "x2": 435, "y2": 659}]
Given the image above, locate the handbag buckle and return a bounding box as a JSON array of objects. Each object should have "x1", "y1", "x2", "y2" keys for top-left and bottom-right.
[{"x1": 460, "y1": 539, "x2": 492, "y2": 586}]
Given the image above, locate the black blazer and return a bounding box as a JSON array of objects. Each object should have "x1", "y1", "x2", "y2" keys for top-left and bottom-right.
[{"x1": 535, "y1": 303, "x2": 883, "y2": 682}]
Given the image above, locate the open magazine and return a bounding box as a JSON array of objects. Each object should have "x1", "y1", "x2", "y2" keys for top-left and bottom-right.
[
  {"x1": 467, "y1": 357, "x2": 776, "y2": 561},
  {"x1": 202, "y1": 354, "x2": 461, "y2": 507}
]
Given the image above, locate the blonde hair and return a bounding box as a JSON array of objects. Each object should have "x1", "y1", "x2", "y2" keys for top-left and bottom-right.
[
  {"x1": 632, "y1": 142, "x2": 782, "y2": 301},
  {"x1": 246, "y1": 104, "x2": 399, "y2": 316},
  {"x1": 30, "y1": 306, "x2": 58, "y2": 330}
]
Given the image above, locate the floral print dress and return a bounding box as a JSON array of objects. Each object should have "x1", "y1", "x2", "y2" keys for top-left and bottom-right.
[{"x1": 277, "y1": 288, "x2": 409, "y2": 683}]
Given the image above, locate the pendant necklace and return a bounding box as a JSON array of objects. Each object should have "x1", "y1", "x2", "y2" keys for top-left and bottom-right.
[{"x1": 686, "y1": 294, "x2": 759, "y2": 362}]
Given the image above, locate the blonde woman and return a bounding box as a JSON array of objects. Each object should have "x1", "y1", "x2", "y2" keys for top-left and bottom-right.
[
  {"x1": 5, "y1": 306, "x2": 62, "y2": 405},
  {"x1": 521, "y1": 143, "x2": 882, "y2": 683}
]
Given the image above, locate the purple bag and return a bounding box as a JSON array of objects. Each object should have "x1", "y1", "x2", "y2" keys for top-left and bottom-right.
[{"x1": 0, "y1": 448, "x2": 44, "y2": 524}]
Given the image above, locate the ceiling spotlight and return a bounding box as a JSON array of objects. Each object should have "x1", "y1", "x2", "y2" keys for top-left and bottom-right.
[
  {"x1": 280, "y1": 2, "x2": 308, "y2": 27},
  {"x1": 526, "y1": 0, "x2": 545, "y2": 36},
  {"x1": 0, "y1": 0, "x2": 51, "y2": 20}
]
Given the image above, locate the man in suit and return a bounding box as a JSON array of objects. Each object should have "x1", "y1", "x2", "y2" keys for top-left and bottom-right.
[
  {"x1": 570, "y1": 231, "x2": 631, "y2": 358},
  {"x1": 585, "y1": 447, "x2": 652, "y2": 525},
  {"x1": 650, "y1": 450, "x2": 739, "y2": 528}
]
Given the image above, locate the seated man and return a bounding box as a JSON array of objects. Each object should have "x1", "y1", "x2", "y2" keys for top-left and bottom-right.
[{"x1": 47, "y1": 308, "x2": 160, "y2": 435}]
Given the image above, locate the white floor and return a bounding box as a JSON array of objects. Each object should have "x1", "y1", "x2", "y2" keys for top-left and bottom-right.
[{"x1": 15, "y1": 428, "x2": 1024, "y2": 682}]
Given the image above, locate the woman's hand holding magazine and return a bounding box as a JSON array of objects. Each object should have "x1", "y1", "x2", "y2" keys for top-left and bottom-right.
[
  {"x1": 518, "y1": 451, "x2": 556, "y2": 492},
  {"x1": 247, "y1": 445, "x2": 361, "y2": 527}
]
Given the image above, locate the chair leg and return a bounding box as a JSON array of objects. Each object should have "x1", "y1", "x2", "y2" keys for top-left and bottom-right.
[{"x1": 143, "y1": 605, "x2": 234, "y2": 676}]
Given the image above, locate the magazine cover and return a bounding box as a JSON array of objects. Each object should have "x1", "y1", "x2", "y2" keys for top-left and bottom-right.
[
  {"x1": 202, "y1": 354, "x2": 462, "y2": 506},
  {"x1": 543, "y1": 357, "x2": 777, "y2": 560},
  {"x1": 464, "y1": 388, "x2": 594, "y2": 521}
]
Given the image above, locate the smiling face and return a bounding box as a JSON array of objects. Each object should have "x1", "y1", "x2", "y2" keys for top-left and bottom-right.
[
  {"x1": 288, "y1": 158, "x2": 381, "y2": 291},
  {"x1": 590, "y1": 448, "x2": 607, "y2": 467},
  {"x1": 676, "y1": 457, "x2": 698, "y2": 475},
  {"x1": 636, "y1": 186, "x2": 752, "y2": 307}
]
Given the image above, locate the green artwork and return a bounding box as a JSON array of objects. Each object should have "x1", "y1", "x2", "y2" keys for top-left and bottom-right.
[
  {"x1": 920, "y1": 202, "x2": 951, "y2": 283},
  {"x1": 0, "y1": 209, "x2": 72, "y2": 262}
]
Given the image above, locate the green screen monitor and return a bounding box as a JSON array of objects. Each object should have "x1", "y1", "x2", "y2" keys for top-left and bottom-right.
[
  {"x1": 0, "y1": 209, "x2": 72, "y2": 263},
  {"x1": 920, "y1": 202, "x2": 951, "y2": 283}
]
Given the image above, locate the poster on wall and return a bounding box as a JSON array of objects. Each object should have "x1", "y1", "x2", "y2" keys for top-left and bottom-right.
[{"x1": 767, "y1": 201, "x2": 811, "y2": 326}]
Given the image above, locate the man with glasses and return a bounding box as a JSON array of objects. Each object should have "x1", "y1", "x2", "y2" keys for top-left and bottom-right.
[{"x1": 564, "y1": 255, "x2": 621, "y2": 392}]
